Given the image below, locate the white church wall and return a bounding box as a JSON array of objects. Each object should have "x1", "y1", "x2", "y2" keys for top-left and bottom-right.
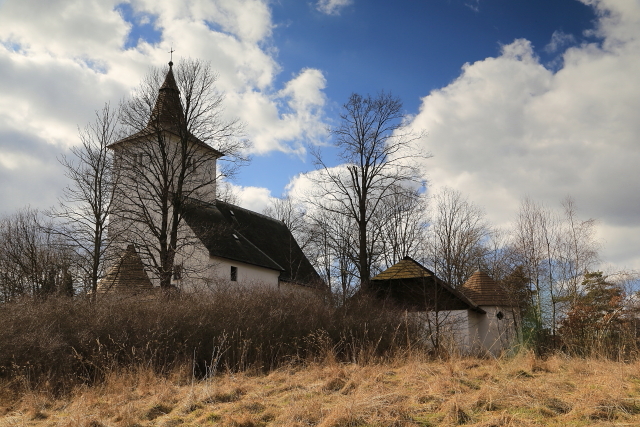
[
  {"x1": 169, "y1": 224, "x2": 280, "y2": 292},
  {"x1": 208, "y1": 255, "x2": 281, "y2": 289}
]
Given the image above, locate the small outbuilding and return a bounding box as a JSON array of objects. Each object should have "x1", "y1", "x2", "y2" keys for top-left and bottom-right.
[{"x1": 371, "y1": 257, "x2": 519, "y2": 355}]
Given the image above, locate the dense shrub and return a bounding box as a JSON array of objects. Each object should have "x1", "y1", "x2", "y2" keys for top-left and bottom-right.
[{"x1": 0, "y1": 288, "x2": 420, "y2": 391}]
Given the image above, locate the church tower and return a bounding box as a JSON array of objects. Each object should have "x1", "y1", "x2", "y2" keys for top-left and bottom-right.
[
  {"x1": 109, "y1": 61, "x2": 223, "y2": 207},
  {"x1": 106, "y1": 61, "x2": 224, "y2": 289}
]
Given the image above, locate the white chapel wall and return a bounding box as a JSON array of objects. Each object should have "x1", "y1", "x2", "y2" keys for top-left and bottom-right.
[{"x1": 468, "y1": 306, "x2": 518, "y2": 356}]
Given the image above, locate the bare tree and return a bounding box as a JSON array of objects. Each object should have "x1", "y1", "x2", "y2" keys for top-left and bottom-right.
[
  {"x1": 263, "y1": 195, "x2": 310, "y2": 251},
  {"x1": 310, "y1": 92, "x2": 427, "y2": 291},
  {"x1": 509, "y1": 196, "x2": 601, "y2": 346},
  {"x1": 556, "y1": 196, "x2": 599, "y2": 304},
  {"x1": 307, "y1": 206, "x2": 359, "y2": 304},
  {"x1": 0, "y1": 208, "x2": 75, "y2": 301},
  {"x1": 112, "y1": 59, "x2": 249, "y2": 288},
  {"x1": 428, "y1": 187, "x2": 489, "y2": 288},
  {"x1": 50, "y1": 103, "x2": 119, "y2": 295},
  {"x1": 511, "y1": 197, "x2": 554, "y2": 336},
  {"x1": 377, "y1": 186, "x2": 427, "y2": 269}
]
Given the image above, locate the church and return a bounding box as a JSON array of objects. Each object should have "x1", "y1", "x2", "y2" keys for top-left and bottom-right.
[{"x1": 97, "y1": 61, "x2": 324, "y2": 295}]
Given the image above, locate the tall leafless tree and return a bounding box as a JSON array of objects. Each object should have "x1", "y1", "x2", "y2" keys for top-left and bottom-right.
[
  {"x1": 113, "y1": 59, "x2": 249, "y2": 288},
  {"x1": 50, "y1": 103, "x2": 119, "y2": 295},
  {"x1": 556, "y1": 197, "x2": 599, "y2": 304},
  {"x1": 510, "y1": 197, "x2": 599, "y2": 342},
  {"x1": 263, "y1": 195, "x2": 310, "y2": 251},
  {"x1": 428, "y1": 187, "x2": 490, "y2": 288},
  {"x1": 310, "y1": 92, "x2": 427, "y2": 291},
  {"x1": 377, "y1": 186, "x2": 427, "y2": 269}
]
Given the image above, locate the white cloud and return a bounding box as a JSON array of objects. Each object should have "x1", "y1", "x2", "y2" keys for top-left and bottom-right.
[
  {"x1": 221, "y1": 181, "x2": 272, "y2": 212},
  {"x1": 406, "y1": 0, "x2": 640, "y2": 271},
  {"x1": 316, "y1": 0, "x2": 352, "y2": 16},
  {"x1": 544, "y1": 30, "x2": 576, "y2": 53},
  {"x1": 225, "y1": 68, "x2": 328, "y2": 155},
  {"x1": 464, "y1": 0, "x2": 480, "y2": 13}
]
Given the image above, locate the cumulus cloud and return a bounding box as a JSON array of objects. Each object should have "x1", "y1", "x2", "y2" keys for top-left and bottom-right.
[
  {"x1": 225, "y1": 68, "x2": 328, "y2": 156},
  {"x1": 316, "y1": 0, "x2": 352, "y2": 16},
  {"x1": 0, "y1": 0, "x2": 329, "y2": 214},
  {"x1": 406, "y1": 0, "x2": 640, "y2": 270}
]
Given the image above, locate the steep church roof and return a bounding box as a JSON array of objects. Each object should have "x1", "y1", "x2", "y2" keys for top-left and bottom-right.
[
  {"x1": 460, "y1": 270, "x2": 512, "y2": 307},
  {"x1": 182, "y1": 199, "x2": 324, "y2": 290},
  {"x1": 97, "y1": 244, "x2": 154, "y2": 294},
  {"x1": 149, "y1": 61, "x2": 184, "y2": 128}
]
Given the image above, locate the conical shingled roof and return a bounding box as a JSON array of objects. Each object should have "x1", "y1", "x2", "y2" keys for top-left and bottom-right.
[
  {"x1": 149, "y1": 62, "x2": 184, "y2": 128},
  {"x1": 108, "y1": 62, "x2": 223, "y2": 157},
  {"x1": 460, "y1": 270, "x2": 511, "y2": 307},
  {"x1": 97, "y1": 245, "x2": 154, "y2": 294}
]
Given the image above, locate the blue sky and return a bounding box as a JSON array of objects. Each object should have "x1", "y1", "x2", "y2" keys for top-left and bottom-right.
[
  {"x1": 1, "y1": 0, "x2": 640, "y2": 272},
  {"x1": 241, "y1": 0, "x2": 599, "y2": 193}
]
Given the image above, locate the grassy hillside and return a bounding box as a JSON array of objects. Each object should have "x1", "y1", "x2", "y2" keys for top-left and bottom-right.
[{"x1": 2, "y1": 353, "x2": 640, "y2": 426}]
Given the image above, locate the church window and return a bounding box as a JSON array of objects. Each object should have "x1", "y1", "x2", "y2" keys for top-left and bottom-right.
[
  {"x1": 496, "y1": 311, "x2": 504, "y2": 320},
  {"x1": 230, "y1": 266, "x2": 238, "y2": 281}
]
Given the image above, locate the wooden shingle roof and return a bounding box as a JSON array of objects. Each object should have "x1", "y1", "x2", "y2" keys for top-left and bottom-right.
[
  {"x1": 108, "y1": 63, "x2": 223, "y2": 157},
  {"x1": 97, "y1": 245, "x2": 154, "y2": 294},
  {"x1": 371, "y1": 257, "x2": 484, "y2": 312},
  {"x1": 460, "y1": 270, "x2": 511, "y2": 307},
  {"x1": 372, "y1": 257, "x2": 434, "y2": 281}
]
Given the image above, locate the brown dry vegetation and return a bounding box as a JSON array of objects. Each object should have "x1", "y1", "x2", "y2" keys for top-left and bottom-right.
[{"x1": 2, "y1": 353, "x2": 640, "y2": 427}]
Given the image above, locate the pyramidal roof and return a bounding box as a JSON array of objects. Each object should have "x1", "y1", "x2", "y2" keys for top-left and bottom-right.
[
  {"x1": 460, "y1": 270, "x2": 511, "y2": 307},
  {"x1": 97, "y1": 244, "x2": 154, "y2": 294},
  {"x1": 371, "y1": 256, "x2": 434, "y2": 281}
]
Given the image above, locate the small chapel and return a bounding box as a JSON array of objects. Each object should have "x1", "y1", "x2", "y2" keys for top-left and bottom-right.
[
  {"x1": 371, "y1": 257, "x2": 519, "y2": 355},
  {"x1": 97, "y1": 62, "x2": 324, "y2": 295}
]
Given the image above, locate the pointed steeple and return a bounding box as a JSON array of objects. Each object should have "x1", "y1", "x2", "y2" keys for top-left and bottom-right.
[{"x1": 149, "y1": 61, "x2": 184, "y2": 128}]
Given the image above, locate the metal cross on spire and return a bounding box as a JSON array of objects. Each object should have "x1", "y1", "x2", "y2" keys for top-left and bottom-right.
[{"x1": 168, "y1": 46, "x2": 175, "y2": 66}]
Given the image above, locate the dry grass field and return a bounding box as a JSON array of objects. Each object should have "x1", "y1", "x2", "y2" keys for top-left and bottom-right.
[{"x1": 2, "y1": 352, "x2": 640, "y2": 427}]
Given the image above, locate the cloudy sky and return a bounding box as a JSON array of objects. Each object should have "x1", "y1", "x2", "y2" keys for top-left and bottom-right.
[{"x1": 1, "y1": 0, "x2": 639, "y2": 272}]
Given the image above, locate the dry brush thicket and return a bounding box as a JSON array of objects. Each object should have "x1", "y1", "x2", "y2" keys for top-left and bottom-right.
[{"x1": 0, "y1": 289, "x2": 420, "y2": 393}]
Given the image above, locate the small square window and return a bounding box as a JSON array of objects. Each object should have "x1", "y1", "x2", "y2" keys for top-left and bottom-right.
[{"x1": 230, "y1": 266, "x2": 238, "y2": 282}]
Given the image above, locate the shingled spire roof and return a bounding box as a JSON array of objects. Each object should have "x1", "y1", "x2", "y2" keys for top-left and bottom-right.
[
  {"x1": 460, "y1": 270, "x2": 512, "y2": 307},
  {"x1": 149, "y1": 61, "x2": 184, "y2": 128},
  {"x1": 97, "y1": 244, "x2": 154, "y2": 294},
  {"x1": 108, "y1": 62, "x2": 223, "y2": 157}
]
